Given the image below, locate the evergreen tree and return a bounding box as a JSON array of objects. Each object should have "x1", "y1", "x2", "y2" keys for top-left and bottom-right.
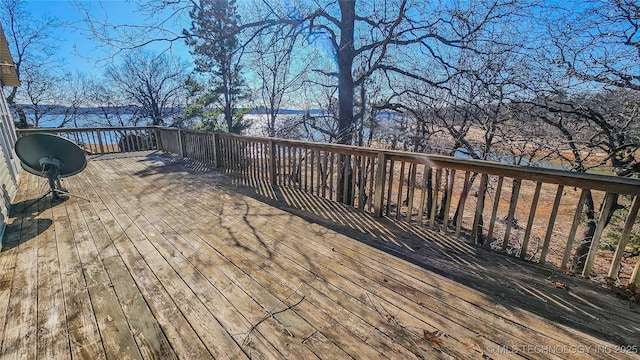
[{"x1": 184, "y1": 0, "x2": 247, "y2": 133}]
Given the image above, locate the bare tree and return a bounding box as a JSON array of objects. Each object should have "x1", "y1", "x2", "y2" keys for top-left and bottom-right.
[
  {"x1": 519, "y1": 89, "x2": 640, "y2": 271},
  {"x1": 551, "y1": 0, "x2": 640, "y2": 91},
  {"x1": 58, "y1": 73, "x2": 93, "y2": 128},
  {"x1": 249, "y1": 25, "x2": 310, "y2": 137},
  {"x1": 1, "y1": 0, "x2": 62, "y2": 128},
  {"x1": 518, "y1": 0, "x2": 640, "y2": 273},
  {"x1": 104, "y1": 50, "x2": 188, "y2": 126},
  {"x1": 85, "y1": 80, "x2": 132, "y2": 127}
]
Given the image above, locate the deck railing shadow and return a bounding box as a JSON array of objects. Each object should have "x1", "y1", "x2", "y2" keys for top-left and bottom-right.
[
  {"x1": 143, "y1": 128, "x2": 640, "y2": 284},
  {"x1": 222, "y1": 176, "x2": 640, "y2": 347}
]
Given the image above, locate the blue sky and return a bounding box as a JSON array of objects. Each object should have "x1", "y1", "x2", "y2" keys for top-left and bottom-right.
[{"x1": 25, "y1": 0, "x2": 192, "y2": 78}]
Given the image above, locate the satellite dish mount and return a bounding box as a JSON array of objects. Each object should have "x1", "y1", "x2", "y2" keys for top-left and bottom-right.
[{"x1": 38, "y1": 155, "x2": 70, "y2": 202}]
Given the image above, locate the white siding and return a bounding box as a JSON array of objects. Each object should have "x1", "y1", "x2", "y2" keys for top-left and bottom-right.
[{"x1": 0, "y1": 88, "x2": 19, "y2": 240}]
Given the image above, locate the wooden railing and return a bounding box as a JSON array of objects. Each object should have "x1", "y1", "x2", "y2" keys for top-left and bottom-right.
[
  {"x1": 17, "y1": 127, "x2": 159, "y2": 154},
  {"x1": 18, "y1": 126, "x2": 640, "y2": 285}
]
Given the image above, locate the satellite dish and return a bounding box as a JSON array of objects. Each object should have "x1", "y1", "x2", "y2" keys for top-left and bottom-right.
[{"x1": 14, "y1": 133, "x2": 88, "y2": 207}]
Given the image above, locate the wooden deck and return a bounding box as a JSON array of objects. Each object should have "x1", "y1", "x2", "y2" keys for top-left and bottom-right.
[{"x1": 1, "y1": 151, "x2": 639, "y2": 359}]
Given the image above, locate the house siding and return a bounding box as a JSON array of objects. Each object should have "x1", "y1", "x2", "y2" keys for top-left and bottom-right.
[{"x1": 0, "y1": 89, "x2": 19, "y2": 240}]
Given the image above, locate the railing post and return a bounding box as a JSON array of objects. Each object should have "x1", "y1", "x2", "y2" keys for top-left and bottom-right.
[
  {"x1": 177, "y1": 128, "x2": 185, "y2": 157},
  {"x1": 212, "y1": 132, "x2": 221, "y2": 169},
  {"x1": 154, "y1": 127, "x2": 162, "y2": 151},
  {"x1": 96, "y1": 130, "x2": 105, "y2": 154},
  {"x1": 373, "y1": 152, "x2": 387, "y2": 218},
  {"x1": 268, "y1": 139, "x2": 277, "y2": 186}
]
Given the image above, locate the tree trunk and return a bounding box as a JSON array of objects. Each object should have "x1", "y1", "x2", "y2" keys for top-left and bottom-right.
[
  {"x1": 336, "y1": 0, "x2": 356, "y2": 203},
  {"x1": 438, "y1": 170, "x2": 449, "y2": 221},
  {"x1": 425, "y1": 168, "x2": 433, "y2": 219},
  {"x1": 573, "y1": 190, "x2": 619, "y2": 272},
  {"x1": 453, "y1": 173, "x2": 477, "y2": 225},
  {"x1": 7, "y1": 88, "x2": 28, "y2": 128},
  {"x1": 573, "y1": 190, "x2": 597, "y2": 272}
]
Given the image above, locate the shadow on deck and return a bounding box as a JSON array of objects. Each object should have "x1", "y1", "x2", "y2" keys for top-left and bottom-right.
[
  {"x1": 221, "y1": 163, "x2": 640, "y2": 346},
  {"x1": 2, "y1": 151, "x2": 639, "y2": 359}
]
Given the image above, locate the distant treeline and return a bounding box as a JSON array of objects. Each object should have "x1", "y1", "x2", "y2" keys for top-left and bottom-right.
[{"x1": 17, "y1": 105, "x2": 328, "y2": 117}]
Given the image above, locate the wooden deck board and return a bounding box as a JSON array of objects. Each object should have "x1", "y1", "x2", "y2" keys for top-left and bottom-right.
[
  {"x1": 36, "y1": 195, "x2": 70, "y2": 360},
  {"x1": 2, "y1": 151, "x2": 639, "y2": 359},
  {"x1": 3, "y1": 173, "x2": 39, "y2": 359}
]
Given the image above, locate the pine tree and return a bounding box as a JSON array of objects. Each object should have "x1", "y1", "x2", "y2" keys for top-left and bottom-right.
[{"x1": 184, "y1": 0, "x2": 247, "y2": 133}]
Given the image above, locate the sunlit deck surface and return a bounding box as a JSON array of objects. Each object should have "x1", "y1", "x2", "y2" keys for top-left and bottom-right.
[{"x1": 2, "y1": 151, "x2": 639, "y2": 359}]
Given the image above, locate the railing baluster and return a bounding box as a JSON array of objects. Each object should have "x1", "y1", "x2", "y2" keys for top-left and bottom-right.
[
  {"x1": 373, "y1": 153, "x2": 387, "y2": 218},
  {"x1": 288, "y1": 146, "x2": 293, "y2": 188},
  {"x1": 471, "y1": 174, "x2": 488, "y2": 245},
  {"x1": 561, "y1": 189, "x2": 587, "y2": 270},
  {"x1": 252, "y1": 141, "x2": 258, "y2": 185},
  {"x1": 385, "y1": 160, "x2": 395, "y2": 216},
  {"x1": 539, "y1": 185, "x2": 564, "y2": 264},
  {"x1": 213, "y1": 133, "x2": 221, "y2": 168},
  {"x1": 322, "y1": 151, "x2": 328, "y2": 198},
  {"x1": 502, "y1": 178, "x2": 522, "y2": 251},
  {"x1": 310, "y1": 150, "x2": 315, "y2": 194},
  {"x1": 631, "y1": 259, "x2": 640, "y2": 286},
  {"x1": 417, "y1": 165, "x2": 430, "y2": 225},
  {"x1": 521, "y1": 181, "x2": 543, "y2": 259},
  {"x1": 97, "y1": 130, "x2": 104, "y2": 154},
  {"x1": 367, "y1": 156, "x2": 376, "y2": 213},
  {"x1": 396, "y1": 161, "x2": 405, "y2": 220},
  {"x1": 358, "y1": 156, "x2": 366, "y2": 210},
  {"x1": 226, "y1": 137, "x2": 232, "y2": 173},
  {"x1": 279, "y1": 144, "x2": 284, "y2": 186},
  {"x1": 406, "y1": 163, "x2": 417, "y2": 222},
  {"x1": 316, "y1": 150, "x2": 323, "y2": 197},
  {"x1": 455, "y1": 171, "x2": 471, "y2": 238},
  {"x1": 582, "y1": 192, "x2": 616, "y2": 278},
  {"x1": 609, "y1": 196, "x2": 639, "y2": 278},
  {"x1": 351, "y1": 155, "x2": 358, "y2": 207},
  {"x1": 341, "y1": 154, "x2": 350, "y2": 204},
  {"x1": 429, "y1": 168, "x2": 442, "y2": 230},
  {"x1": 136, "y1": 129, "x2": 142, "y2": 151},
  {"x1": 442, "y1": 169, "x2": 456, "y2": 232},
  {"x1": 328, "y1": 152, "x2": 335, "y2": 201}
]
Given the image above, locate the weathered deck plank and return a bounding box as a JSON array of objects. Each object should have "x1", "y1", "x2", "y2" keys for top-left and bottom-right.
[
  {"x1": 36, "y1": 196, "x2": 70, "y2": 360},
  {"x1": 0, "y1": 170, "x2": 33, "y2": 355},
  {"x1": 106, "y1": 160, "x2": 419, "y2": 359},
  {"x1": 2, "y1": 151, "x2": 639, "y2": 360},
  {"x1": 2, "y1": 173, "x2": 39, "y2": 359},
  {"x1": 72, "y1": 175, "x2": 214, "y2": 359},
  {"x1": 109, "y1": 156, "x2": 607, "y2": 360},
  {"x1": 53, "y1": 195, "x2": 107, "y2": 360}
]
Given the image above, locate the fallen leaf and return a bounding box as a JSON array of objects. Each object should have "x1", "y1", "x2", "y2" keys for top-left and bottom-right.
[
  {"x1": 423, "y1": 329, "x2": 442, "y2": 351},
  {"x1": 552, "y1": 281, "x2": 566, "y2": 289},
  {"x1": 461, "y1": 339, "x2": 475, "y2": 349}
]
